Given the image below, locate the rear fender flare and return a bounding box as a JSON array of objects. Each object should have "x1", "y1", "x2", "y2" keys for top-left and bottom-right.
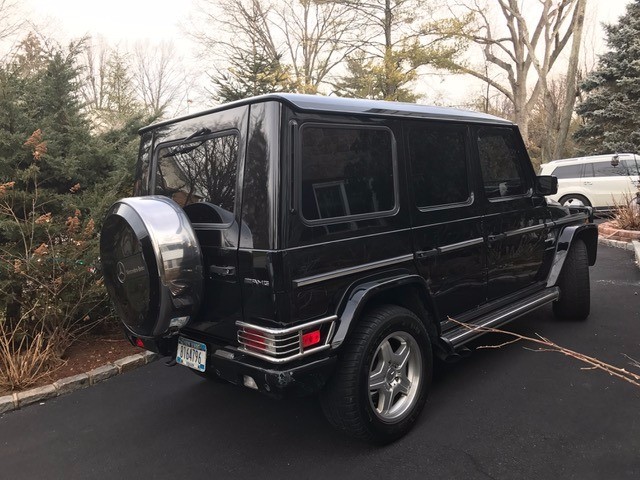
[
  {"x1": 546, "y1": 223, "x2": 598, "y2": 287},
  {"x1": 331, "y1": 274, "x2": 437, "y2": 349}
]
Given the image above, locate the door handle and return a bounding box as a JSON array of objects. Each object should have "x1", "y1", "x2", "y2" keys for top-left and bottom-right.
[
  {"x1": 488, "y1": 233, "x2": 507, "y2": 243},
  {"x1": 415, "y1": 249, "x2": 438, "y2": 259},
  {"x1": 210, "y1": 265, "x2": 236, "y2": 276}
]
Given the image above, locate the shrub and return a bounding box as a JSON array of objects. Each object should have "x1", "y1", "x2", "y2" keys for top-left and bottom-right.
[
  {"x1": 0, "y1": 130, "x2": 112, "y2": 390},
  {"x1": 612, "y1": 192, "x2": 640, "y2": 231}
]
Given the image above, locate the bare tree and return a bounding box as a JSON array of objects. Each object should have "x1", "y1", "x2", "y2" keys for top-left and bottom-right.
[
  {"x1": 191, "y1": 0, "x2": 361, "y2": 96},
  {"x1": 334, "y1": 0, "x2": 466, "y2": 101},
  {"x1": 443, "y1": 0, "x2": 586, "y2": 142},
  {"x1": 132, "y1": 40, "x2": 191, "y2": 118},
  {"x1": 79, "y1": 39, "x2": 143, "y2": 130}
]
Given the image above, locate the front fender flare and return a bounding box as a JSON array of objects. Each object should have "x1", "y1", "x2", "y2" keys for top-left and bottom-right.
[{"x1": 546, "y1": 223, "x2": 598, "y2": 287}]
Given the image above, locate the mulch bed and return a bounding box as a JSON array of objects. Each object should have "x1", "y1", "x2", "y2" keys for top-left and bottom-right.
[{"x1": 0, "y1": 332, "x2": 142, "y2": 396}]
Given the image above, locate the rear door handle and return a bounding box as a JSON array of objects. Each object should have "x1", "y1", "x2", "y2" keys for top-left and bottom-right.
[
  {"x1": 210, "y1": 265, "x2": 236, "y2": 276},
  {"x1": 415, "y1": 249, "x2": 438, "y2": 259}
]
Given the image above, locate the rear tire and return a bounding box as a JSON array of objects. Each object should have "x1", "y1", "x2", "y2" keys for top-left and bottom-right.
[
  {"x1": 321, "y1": 305, "x2": 432, "y2": 444},
  {"x1": 553, "y1": 239, "x2": 590, "y2": 320}
]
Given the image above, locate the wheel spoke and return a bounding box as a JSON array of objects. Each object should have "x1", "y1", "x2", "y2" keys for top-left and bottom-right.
[
  {"x1": 393, "y1": 343, "x2": 411, "y2": 369},
  {"x1": 379, "y1": 340, "x2": 394, "y2": 363},
  {"x1": 369, "y1": 364, "x2": 387, "y2": 391},
  {"x1": 378, "y1": 387, "x2": 395, "y2": 415},
  {"x1": 397, "y1": 375, "x2": 412, "y2": 396}
]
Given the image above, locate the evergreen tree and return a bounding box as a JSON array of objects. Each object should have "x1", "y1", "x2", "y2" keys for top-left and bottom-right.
[
  {"x1": 575, "y1": 1, "x2": 640, "y2": 154},
  {"x1": 210, "y1": 47, "x2": 297, "y2": 103}
]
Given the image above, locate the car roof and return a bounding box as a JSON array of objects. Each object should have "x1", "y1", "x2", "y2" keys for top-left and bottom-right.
[
  {"x1": 141, "y1": 93, "x2": 513, "y2": 133},
  {"x1": 544, "y1": 153, "x2": 639, "y2": 167}
]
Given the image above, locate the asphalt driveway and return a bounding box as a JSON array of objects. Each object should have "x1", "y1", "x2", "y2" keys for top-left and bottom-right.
[{"x1": 1, "y1": 245, "x2": 639, "y2": 479}]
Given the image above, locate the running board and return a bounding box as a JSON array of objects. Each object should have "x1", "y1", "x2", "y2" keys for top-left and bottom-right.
[{"x1": 441, "y1": 287, "x2": 560, "y2": 348}]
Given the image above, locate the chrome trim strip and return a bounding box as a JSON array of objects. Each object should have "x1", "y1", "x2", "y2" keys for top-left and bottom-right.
[
  {"x1": 284, "y1": 227, "x2": 412, "y2": 251},
  {"x1": 437, "y1": 237, "x2": 484, "y2": 254},
  {"x1": 504, "y1": 223, "x2": 546, "y2": 237},
  {"x1": 444, "y1": 288, "x2": 559, "y2": 347},
  {"x1": 238, "y1": 344, "x2": 332, "y2": 364},
  {"x1": 551, "y1": 213, "x2": 588, "y2": 227},
  {"x1": 236, "y1": 315, "x2": 337, "y2": 335},
  {"x1": 292, "y1": 254, "x2": 414, "y2": 288}
]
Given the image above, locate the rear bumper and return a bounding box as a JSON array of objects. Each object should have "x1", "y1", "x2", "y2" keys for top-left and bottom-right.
[{"x1": 126, "y1": 331, "x2": 337, "y2": 397}]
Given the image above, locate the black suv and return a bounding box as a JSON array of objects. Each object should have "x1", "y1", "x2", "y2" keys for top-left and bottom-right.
[{"x1": 100, "y1": 94, "x2": 597, "y2": 443}]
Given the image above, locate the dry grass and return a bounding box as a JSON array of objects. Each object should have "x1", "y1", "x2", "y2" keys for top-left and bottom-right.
[
  {"x1": 0, "y1": 313, "x2": 64, "y2": 391},
  {"x1": 611, "y1": 192, "x2": 640, "y2": 231}
]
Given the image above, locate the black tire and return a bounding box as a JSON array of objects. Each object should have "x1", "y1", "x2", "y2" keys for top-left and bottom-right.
[
  {"x1": 320, "y1": 305, "x2": 433, "y2": 444},
  {"x1": 559, "y1": 194, "x2": 591, "y2": 207},
  {"x1": 553, "y1": 239, "x2": 590, "y2": 320}
]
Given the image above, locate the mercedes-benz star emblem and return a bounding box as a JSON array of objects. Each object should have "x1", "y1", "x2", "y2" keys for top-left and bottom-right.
[{"x1": 116, "y1": 261, "x2": 127, "y2": 284}]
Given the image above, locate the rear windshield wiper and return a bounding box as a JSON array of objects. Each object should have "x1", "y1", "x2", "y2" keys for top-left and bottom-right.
[{"x1": 162, "y1": 128, "x2": 211, "y2": 158}]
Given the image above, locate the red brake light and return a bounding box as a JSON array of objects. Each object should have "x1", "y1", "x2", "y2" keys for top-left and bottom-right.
[
  {"x1": 134, "y1": 337, "x2": 145, "y2": 348},
  {"x1": 302, "y1": 330, "x2": 321, "y2": 348},
  {"x1": 244, "y1": 329, "x2": 267, "y2": 351}
]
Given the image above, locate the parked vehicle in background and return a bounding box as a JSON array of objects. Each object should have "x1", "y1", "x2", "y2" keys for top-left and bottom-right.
[
  {"x1": 540, "y1": 153, "x2": 640, "y2": 212},
  {"x1": 99, "y1": 94, "x2": 598, "y2": 443}
]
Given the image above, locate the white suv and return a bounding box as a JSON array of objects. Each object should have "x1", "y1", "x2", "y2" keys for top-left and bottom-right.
[{"x1": 540, "y1": 153, "x2": 640, "y2": 211}]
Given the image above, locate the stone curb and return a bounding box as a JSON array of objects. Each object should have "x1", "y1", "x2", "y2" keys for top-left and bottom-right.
[
  {"x1": 0, "y1": 350, "x2": 159, "y2": 415},
  {"x1": 598, "y1": 237, "x2": 635, "y2": 251},
  {"x1": 633, "y1": 240, "x2": 640, "y2": 267}
]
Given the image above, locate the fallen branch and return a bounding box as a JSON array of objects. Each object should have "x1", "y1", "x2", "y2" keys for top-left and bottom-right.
[{"x1": 448, "y1": 318, "x2": 640, "y2": 388}]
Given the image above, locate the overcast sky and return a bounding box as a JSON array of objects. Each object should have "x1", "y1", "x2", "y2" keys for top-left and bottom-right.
[
  {"x1": 19, "y1": 0, "x2": 636, "y2": 109},
  {"x1": 24, "y1": 0, "x2": 196, "y2": 44}
]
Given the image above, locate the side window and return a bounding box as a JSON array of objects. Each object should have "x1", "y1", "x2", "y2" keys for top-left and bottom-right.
[
  {"x1": 154, "y1": 133, "x2": 239, "y2": 215},
  {"x1": 593, "y1": 161, "x2": 630, "y2": 177},
  {"x1": 300, "y1": 125, "x2": 396, "y2": 222},
  {"x1": 477, "y1": 128, "x2": 529, "y2": 198},
  {"x1": 623, "y1": 159, "x2": 640, "y2": 176},
  {"x1": 552, "y1": 164, "x2": 583, "y2": 179},
  {"x1": 407, "y1": 124, "x2": 470, "y2": 208}
]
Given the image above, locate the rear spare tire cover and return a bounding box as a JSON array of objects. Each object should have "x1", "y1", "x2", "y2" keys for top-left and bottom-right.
[{"x1": 100, "y1": 196, "x2": 203, "y2": 338}]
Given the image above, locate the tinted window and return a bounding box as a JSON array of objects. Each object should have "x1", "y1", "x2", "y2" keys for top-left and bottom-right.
[
  {"x1": 623, "y1": 159, "x2": 640, "y2": 176},
  {"x1": 477, "y1": 128, "x2": 528, "y2": 198},
  {"x1": 155, "y1": 134, "x2": 238, "y2": 213},
  {"x1": 593, "y1": 161, "x2": 629, "y2": 177},
  {"x1": 407, "y1": 124, "x2": 470, "y2": 207},
  {"x1": 300, "y1": 126, "x2": 395, "y2": 221},
  {"x1": 552, "y1": 164, "x2": 583, "y2": 179}
]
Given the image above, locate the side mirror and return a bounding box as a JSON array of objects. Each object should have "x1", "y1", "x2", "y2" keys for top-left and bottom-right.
[{"x1": 536, "y1": 175, "x2": 558, "y2": 195}]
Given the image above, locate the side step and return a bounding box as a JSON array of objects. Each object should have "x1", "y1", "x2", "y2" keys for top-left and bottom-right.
[{"x1": 441, "y1": 287, "x2": 560, "y2": 349}]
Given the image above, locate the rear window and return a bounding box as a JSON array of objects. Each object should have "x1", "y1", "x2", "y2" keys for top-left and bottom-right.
[
  {"x1": 407, "y1": 124, "x2": 470, "y2": 207},
  {"x1": 300, "y1": 125, "x2": 396, "y2": 222},
  {"x1": 591, "y1": 161, "x2": 630, "y2": 177},
  {"x1": 154, "y1": 133, "x2": 239, "y2": 212}
]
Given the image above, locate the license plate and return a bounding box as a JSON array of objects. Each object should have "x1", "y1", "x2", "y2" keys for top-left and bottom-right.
[{"x1": 176, "y1": 337, "x2": 207, "y2": 372}]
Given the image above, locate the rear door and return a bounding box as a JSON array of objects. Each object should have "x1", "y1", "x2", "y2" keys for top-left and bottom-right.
[
  {"x1": 586, "y1": 160, "x2": 637, "y2": 207},
  {"x1": 152, "y1": 107, "x2": 249, "y2": 337},
  {"x1": 407, "y1": 121, "x2": 486, "y2": 322}
]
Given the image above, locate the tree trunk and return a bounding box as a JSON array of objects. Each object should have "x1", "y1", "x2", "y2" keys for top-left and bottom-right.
[{"x1": 552, "y1": 0, "x2": 586, "y2": 160}]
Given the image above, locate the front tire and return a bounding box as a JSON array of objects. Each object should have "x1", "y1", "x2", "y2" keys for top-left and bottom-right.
[
  {"x1": 321, "y1": 305, "x2": 432, "y2": 444},
  {"x1": 553, "y1": 239, "x2": 590, "y2": 320}
]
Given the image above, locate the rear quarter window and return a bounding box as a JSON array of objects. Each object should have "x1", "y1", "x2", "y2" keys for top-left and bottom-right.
[{"x1": 299, "y1": 125, "x2": 396, "y2": 223}]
